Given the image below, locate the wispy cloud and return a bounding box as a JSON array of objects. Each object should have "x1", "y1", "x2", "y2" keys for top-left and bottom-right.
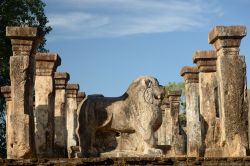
[{"x1": 44, "y1": 0, "x2": 222, "y2": 40}]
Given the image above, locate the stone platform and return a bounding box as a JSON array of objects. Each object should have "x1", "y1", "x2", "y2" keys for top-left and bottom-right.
[{"x1": 1, "y1": 157, "x2": 250, "y2": 165}]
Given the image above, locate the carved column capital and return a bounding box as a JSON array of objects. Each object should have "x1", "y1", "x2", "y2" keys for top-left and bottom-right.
[
  {"x1": 1, "y1": 86, "x2": 11, "y2": 102},
  {"x1": 193, "y1": 50, "x2": 217, "y2": 72},
  {"x1": 167, "y1": 90, "x2": 182, "y2": 103},
  {"x1": 208, "y1": 26, "x2": 246, "y2": 54},
  {"x1": 54, "y1": 72, "x2": 70, "y2": 89},
  {"x1": 180, "y1": 66, "x2": 199, "y2": 84},
  {"x1": 66, "y1": 84, "x2": 79, "y2": 98},
  {"x1": 77, "y1": 92, "x2": 86, "y2": 105},
  {"x1": 35, "y1": 53, "x2": 61, "y2": 76},
  {"x1": 6, "y1": 27, "x2": 37, "y2": 56}
]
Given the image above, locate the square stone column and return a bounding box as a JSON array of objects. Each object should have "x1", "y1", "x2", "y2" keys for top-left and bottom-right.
[
  {"x1": 66, "y1": 84, "x2": 79, "y2": 157},
  {"x1": 0, "y1": 86, "x2": 12, "y2": 158},
  {"x1": 180, "y1": 66, "x2": 201, "y2": 157},
  {"x1": 193, "y1": 50, "x2": 221, "y2": 157},
  {"x1": 34, "y1": 53, "x2": 61, "y2": 157},
  {"x1": 6, "y1": 26, "x2": 37, "y2": 158},
  {"x1": 77, "y1": 92, "x2": 86, "y2": 106},
  {"x1": 163, "y1": 99, "x2": 172, "y2": 145},
  {"x1": 209, "y1": 26, "x2": 248, "y2": 156},
  {"x1": 168, "y1": 90, "x2": 186, "y2": 156},
  {"x1": 54, "y1": 72, "x2": 70, "y2": 157}
]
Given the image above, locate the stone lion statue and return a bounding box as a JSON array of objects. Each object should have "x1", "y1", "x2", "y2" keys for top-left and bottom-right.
[{"x1": 76, "y1": 76, "x2": 165, "y2": 157}]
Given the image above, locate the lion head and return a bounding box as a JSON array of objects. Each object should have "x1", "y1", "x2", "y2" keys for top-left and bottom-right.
[{"x1": 126, "y1": 76, "x2": 165, "y2": 132}]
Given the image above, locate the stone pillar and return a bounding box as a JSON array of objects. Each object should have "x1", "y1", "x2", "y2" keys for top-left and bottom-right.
[
  {"x1": 168, "y1": 90, "x2": 185, "y2": 156},
  {"x1": 208, "y1": 26, "x2": 248, "y2": 156},
  {"x1": 0, "y1": 86, "x2": 12, "y2": 158},
  {"x1": 6, "y1": 26, "x2": 37, "y2": 158},
  {"x1": 158, "y1": 109, "x2": 166, "y2": 145},
  {"x1": 193, "y1": 50, "x2": 221, "y2": 157},
  {"x1": 77, "y1": 92, "x2": 86, "y2": 106},
  {"x1": 164, "y1": 99, "x2": 172, "y2": 145},
  {"x1": 66, "y1": 84, "x2": 79, "y2": 157},
  {"x1": 54, "y1": 72, "x2": 70, "y2": 157},
  {"x1": 180, "y1": 66, "x2": 201, "y2": 157},
  {"x1": 34, "y1": 53, "x2": 61, "y2": 157}
]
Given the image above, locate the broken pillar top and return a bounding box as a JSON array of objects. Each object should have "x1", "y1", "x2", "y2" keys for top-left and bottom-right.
[
  {"x1": 77, "y1": 92, "x2": 86, "y2": 105},
  {"x1": 161, "y1": 97, "x2": 170, "y2": 110},
  {"x1": 180, "y1": 66, "x2": 199, "y2": 84},
  {"x1": 35, "y1": 53, "x2": 61, "y2": 76},
  {"x1": 0, "y1": 86, "x2": 11, "y2": 101},
  {"x1": 208, "y1": 25, "x2": 246, "y2": 51},
  {"x1": 193, "y1": 50, "x2": 217, "y2": 72},
  {"x1": 66, "y1": 84, "x2": 79, "y2": 98},
  {"x1": 54, "y1": 72, "x2": 70, "y2": 89},
  {"x1": 6, "y1": 26, "x2": 38, "y2": 56},
  {"x1": 167, "y1": 90, "x2": 182, "y2": 97},
  {"x1": 168, "y1": 90, "x2": 182, "y2": 103}
]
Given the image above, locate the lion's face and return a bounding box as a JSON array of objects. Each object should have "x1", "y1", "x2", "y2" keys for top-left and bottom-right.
[{"x1": 127, "y1": 76, "x2": 165, "y2": 107}]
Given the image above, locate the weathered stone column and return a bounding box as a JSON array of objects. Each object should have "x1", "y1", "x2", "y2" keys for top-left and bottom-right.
[
  {"x1": 66, "y1": 84, "x2": 79, "y2": 157},
  {"x1": 193, "y1": 50, "x2": 221, "y2": 157},
  {"x1": 168, "y1": 90, "x2": 185, "y2": 156},
  {"x1": 54, "y1": 72, "x2": 70, "y2": 157},
  {"x1": 77, "y1": 92, "x2": 86, "y2": 106},
  {"x1": 180, "y1": 66, "x2": 201, "y2": 157},
  {"x1": 209, "y1": 26, "x2": 248, "y2": 156},
  {"x1": 0, "y1": 86, "x2": 12, "y2": 158},
  {"x1": 6, "y1": 26, "x2": 37, "y2": 158},
  {"x1": 34, "y1": 53, "x2": 61, "y2": 157}
]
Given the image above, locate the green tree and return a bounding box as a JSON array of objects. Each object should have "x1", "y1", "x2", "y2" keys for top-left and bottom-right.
[{"x1": 0, "y1": 0, "x2": 52, "y2": 158}]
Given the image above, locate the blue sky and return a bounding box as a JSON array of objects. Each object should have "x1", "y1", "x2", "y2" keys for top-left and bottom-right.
[{"x1": 43, "y1": 0, "x2": 250, "y2": 96}]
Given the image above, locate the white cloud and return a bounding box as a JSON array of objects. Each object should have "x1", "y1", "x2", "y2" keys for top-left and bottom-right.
[{"x1": 45, "y1": 0, "x2": 222, "y2": 40}]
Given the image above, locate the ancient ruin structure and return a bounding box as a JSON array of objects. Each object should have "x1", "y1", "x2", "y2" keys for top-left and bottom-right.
[{"x1": 1, "y1": 25, "x2": 249, "y2": 161}]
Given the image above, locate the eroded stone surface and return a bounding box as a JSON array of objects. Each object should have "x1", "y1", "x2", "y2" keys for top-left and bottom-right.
[{"x1": 77, "y1": 76, "x2": 165, "y2": 157}]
